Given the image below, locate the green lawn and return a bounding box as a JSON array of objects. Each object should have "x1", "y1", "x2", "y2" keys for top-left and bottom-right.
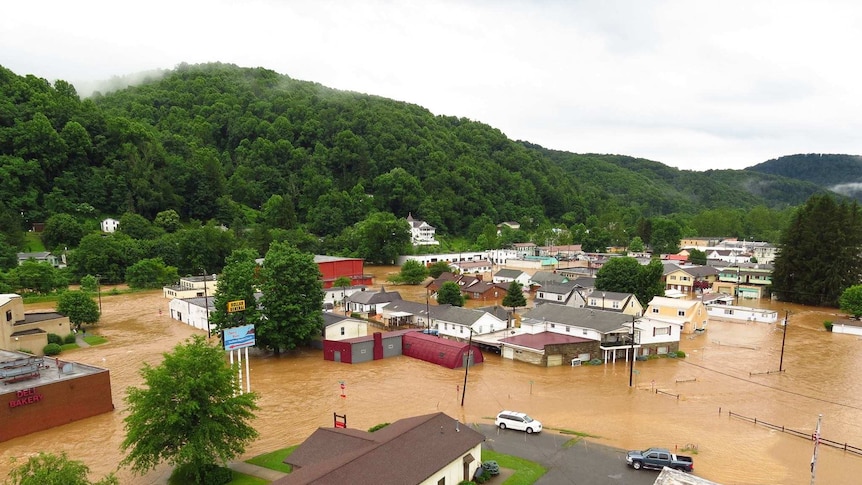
[
  {"x1": 83, "y1": 334, "x2": 108, "y2": 345},
  {"x1": 481, "y1": 450, "x2": 546, "y2": 485},
  {"x1": 22, "y1": 232, "x2": 45, "y2": 252},
  {"x1": 245, "y1": 445, "x2": 297, "y2": 473}
]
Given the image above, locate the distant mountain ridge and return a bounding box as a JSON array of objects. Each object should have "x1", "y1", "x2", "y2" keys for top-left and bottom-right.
[{"x1": 746, "y1": 154, "x2": 862, "y2": 202}]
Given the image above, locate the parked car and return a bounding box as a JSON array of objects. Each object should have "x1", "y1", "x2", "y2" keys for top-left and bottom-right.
[
  {"x1": 625, "y1": 447, "x2": 694, "y2": 472},
  {"x1": 495, "y1": 410, "x2": 542, "y2": 434}
]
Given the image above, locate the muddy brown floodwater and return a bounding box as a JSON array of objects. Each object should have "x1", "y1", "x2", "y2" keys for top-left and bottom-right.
[{"x1": 3, "y1": 268, "x2": 862, "y2": 485}]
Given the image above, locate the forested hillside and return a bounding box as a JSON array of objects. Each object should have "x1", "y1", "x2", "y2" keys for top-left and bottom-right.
[
  {"x1": 0, "y1": 62, "x2": 837, "y2": 277},
  {"x1": 747, "y1": 154, "x2": 862, "y2": 202}
]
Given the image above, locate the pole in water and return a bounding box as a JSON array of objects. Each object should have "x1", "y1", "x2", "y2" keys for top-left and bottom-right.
[{"x1": 810, "y1": 413, "x2": 822, "y2": 485}]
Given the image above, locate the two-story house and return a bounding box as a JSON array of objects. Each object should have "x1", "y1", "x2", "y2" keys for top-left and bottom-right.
[
  {"x1": 493, "y1": 269, "x2": 531, "y2": 287},
  {"x1": 406, "y1": 213, "x2": 439, "y2": 246},
  {"x1": 663, "y1": 264, "x2": 720, "y2": 296},
  {"x1": 645, "y1": 296, "x2": 708, "y2": 334},
  {"x1": 584, "y1": 291, "x2": 643, "y2": 316},
  {"x1": 435, "y1": 306, "x2": 508, "y2": 341}
]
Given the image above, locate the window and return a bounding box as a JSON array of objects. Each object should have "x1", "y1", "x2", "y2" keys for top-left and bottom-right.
[
  {"x1": 438, "y1": 478, "x2": 445, "y2": 485},
  {"x1": 724, "y1": 309, "x2": 734, "y2": 315},
  {"x1": 557, "y1": 295, "x2": 563, "y2": 301},
  {"x1": 566, "y1": 326, "x2": 570, "y2": 332},
  {"x1": 550, "y1": 323, "x2": 555, "y2": 329},
  {"x1": 651, "y1": 308, "x2": 659, "y2": 314},
  {"x1": 5, "y1": 310, "x2": 11, "y2": 322},
  {"x1": 669, "y1": 275, "x2": 677, "y2": 280},
  {"x1": 539, "y1": 292, "x2": 545, "y2": 298},
  {"x1": 654, "y1": 326, "x2": 670, "y2": 336},
  {"x1": 340, "y1": 327, "x2": 345, "y2": 335},
  {"x1": 612, "y1": 301, "x2": 619, "y2": 309},
  {"x1": 590, "y1": 299, "x2": 597, "y2": 306},
  {"x1": 678, "y1": 310, "x2": 685, "y2": 316}
]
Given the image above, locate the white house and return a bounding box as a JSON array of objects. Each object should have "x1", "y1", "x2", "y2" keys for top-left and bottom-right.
[
  {"x1": 406, "y1": 213, "x2": 439, "y2": 246},
  {"x1": 323, "y1": 285, "x2": 367, "y2": 314},
  {"x1": 493, "y1": 269, "x2": 531, "y2": 287},
  {"x1": 435, "y1": 305, "x2": 508, "y2": 340},
  {"x1": 169, "y1": 296, "x2": 214, "y2": 333},
  {"x1": 450, "y1": 259, "x2": 493, "y2": 274},
  {"x1": 625, "y1": 317, "x2": 683, "y2": 357},
  {"x1": 322, "y1": 312, "x2": 369, "y2": 340},
  {"x1": 100, "y1": 218, "x2": 119, "y2": 233}
]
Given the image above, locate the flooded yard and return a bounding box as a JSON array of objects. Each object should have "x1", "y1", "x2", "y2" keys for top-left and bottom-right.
[{"x1": 2, "y1": 269, "x2": 861, "y2": 484}]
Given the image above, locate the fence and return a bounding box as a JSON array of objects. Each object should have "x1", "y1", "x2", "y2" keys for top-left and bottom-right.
[{"x1": 727, "y1": 410, "x2": 862, "y2": 456}]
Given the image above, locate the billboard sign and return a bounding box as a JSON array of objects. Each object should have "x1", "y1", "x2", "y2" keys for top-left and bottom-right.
[
  {"x1": 223, "y1": 324, "x2": 256, "y2": 350},
  {"x1": 227, "y1": 300, "x2": 246, "y2": 312}
]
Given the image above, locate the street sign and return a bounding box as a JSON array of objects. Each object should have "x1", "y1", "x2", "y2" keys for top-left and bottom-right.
[{"x1": 227, "y1": 300, "x2": 246, "y2": 312}]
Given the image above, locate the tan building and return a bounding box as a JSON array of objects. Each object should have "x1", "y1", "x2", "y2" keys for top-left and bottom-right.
[
  {"x1": 1, "y1": 294, "x2": 72, "y2": 356},
  {"x1": 645, "y1": 296, "x2": 708, "y2": 334},
  {"x1": 163, "y1": 274, "x2": 218, "y2": 299}
]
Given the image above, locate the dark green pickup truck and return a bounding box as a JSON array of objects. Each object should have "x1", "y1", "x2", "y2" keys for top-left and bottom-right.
[{"x1": 625, "y1": 447, "x2": 694, "y2": 472}]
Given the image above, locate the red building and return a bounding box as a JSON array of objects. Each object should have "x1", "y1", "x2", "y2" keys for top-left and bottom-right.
[
  {"x1": 1, "y1": 351, "x2": 114, "y2": 442},
  {"x1": 314, "y1": 256, "x2": 373, "y2": 289}
]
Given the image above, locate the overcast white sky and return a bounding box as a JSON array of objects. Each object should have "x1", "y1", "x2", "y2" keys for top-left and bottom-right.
[{"x1": 2, "y1": 0, "x2": 860, "y2": 171}]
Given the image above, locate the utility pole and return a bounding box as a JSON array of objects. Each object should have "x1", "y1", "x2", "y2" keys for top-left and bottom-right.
[
  {"x1": 629, "y1": 315, "x2": 636, "y2": 387},
  {"x1": 780, "y1": 310, "x2": 789, "y2": 372},
  {"x1": 202, "y1": 269, "x2": 210, "y2": 337},
  {"x1": 461, "y1": 328, "x2": 474, "y2": 406},
  {"x1": 95, "y1": 274, "x2": 102, "y2": 314},
  {"x1": 811, "y1": 414, "x2": 822, "y2": 484}
]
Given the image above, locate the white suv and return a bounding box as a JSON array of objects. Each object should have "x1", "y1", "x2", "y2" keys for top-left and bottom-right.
[{"x1": 495, "y1": 410, "x2": 542, "y2": 434}]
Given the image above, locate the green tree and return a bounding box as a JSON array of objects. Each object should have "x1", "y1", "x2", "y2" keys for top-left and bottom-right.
[
  {"x1": 71, "y1": 233, "x2": 143, "y2": 284},
  {"x1": 392, "y1": 260, "x2": 428, "y2": 285},
  {"x1": 9, "y1": 260, "x2": 67, "y2": 294},
  {"x1": 649, "y1": 218, "x2": 682, "y2": 254},
  {"x1": 333, "y1": 276, "x2": 352, "y2": 315},
  {"x1": 153, "y1": 209, "x2": 181, "y2": 233},
  {"x1": 118, "y1": 212, "x2": 163, "y2": 240},
  {"x1": 79, "y1": 274, "x2": 98, "y2": 293},
  {"x1": 839, "y1": 285, "x2": 862, "y2": 319},
  {"x1": 502, "y1": 281, "x2": 527, "y2": 321},
  {"x1": 125, "y1": 258, "x2": 179, "y2": 289},
  {"x1": 628, "y1": 236, "x2": 645, "y2": 253},
  {"x1": 772, "y1": 195, "x2": 862, "y2": 306},
  {"x1": 41, "y1": 213, "x2": 87, "y2": 251},
  {"x1": 427, "y1": 261, "x2": 453, "y2": 279},
  {"x1": 688, "y1": 248, "x2": 707, "y2": 266},
  {"x1": 57, "y1": 290, "x2": 100, "y2": 329},
  {"x1": 349, "y1": 212, "x2": 410, "y2": 265},
  {"x1": 437, "y1": 281, "x2": 464, "y2": 307},
  {"x1": 595, "y1": 256, "x2": 664, "y2": 306},
  {"x1": 121, "y1": 335, "x2": 259, "y2": 484},
  {"x1": 210, "y1": 249, "x2": 262, "y2": 334},
  {"x1": 258, "y1": 242, "x2": 324, "y2": 354},
  {"x1": 0, "y1": 235, "x2": 20, "y2": 270},
  {"x1": 5, "y1": 451, "x2": 117, "y2": 485}
]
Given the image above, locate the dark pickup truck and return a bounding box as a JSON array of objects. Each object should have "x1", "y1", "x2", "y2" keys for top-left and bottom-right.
[{"x1": 625, "y1": 447, "x2": 694, "y2": 472}]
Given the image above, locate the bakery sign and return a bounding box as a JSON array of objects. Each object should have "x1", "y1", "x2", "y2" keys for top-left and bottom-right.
[{"x1": 8, "y1": 387, "x2": 43, "y2": 408}]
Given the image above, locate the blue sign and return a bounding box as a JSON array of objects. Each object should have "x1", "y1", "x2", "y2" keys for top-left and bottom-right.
[{"x1": 223, "y1": 324, "x2": 256, "y2": 350}]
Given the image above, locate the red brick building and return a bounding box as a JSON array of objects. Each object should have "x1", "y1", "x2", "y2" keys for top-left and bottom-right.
[{"x1": 1, "y1": 350, "x2": 114, "y2": 442}]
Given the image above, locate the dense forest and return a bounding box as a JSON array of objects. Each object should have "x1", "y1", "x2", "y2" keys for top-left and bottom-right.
[
  {"x1": 0, "y1": 62, "x2": 845, "y2": 282},
  {"x1": 747, "y1": 153, "x2": 862, "y2": 202}
]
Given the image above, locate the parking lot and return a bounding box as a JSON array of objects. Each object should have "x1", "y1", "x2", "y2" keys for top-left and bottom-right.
[{"x1": 478, "y1": 424, "x2": 660, "y2": 485}]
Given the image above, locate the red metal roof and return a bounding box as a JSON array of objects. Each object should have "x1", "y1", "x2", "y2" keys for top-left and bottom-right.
[
  {"x1": 402, "y1": 331, "x2": 484, "y2": 369},
  {"x1": 500, "y1": 331, "x2": 592, "y2": 350}
]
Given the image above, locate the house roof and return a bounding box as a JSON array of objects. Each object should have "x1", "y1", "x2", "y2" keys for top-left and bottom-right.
[
  {"x1": 522, "y1": 304, "x2": 633, "y2": 334},
  {"x1": 16, "y1": 251, "x2": 52, "y2": 261},
  {"x1": 477, "y1": 305, "x2": 511, "y2": 322},
  {"x1": 530, "y1": 271, "x2": 568, "y2": 285},
  {"x1": 322, "y1": 312, "x2": 366, "y2": 328},
  {"x1": 313, "y1": 255, "x2": 364, "y2": 263},
  {"x1": 494, "y1": 269, "x2": 525, "y2": 279},
  {"x1": 383, "y1": 299, "x2": 449, "y2": 317},
  {"x1": 537, "y1": 281, "x2": 578, "y2": 295},
  {"x1": 569, "y1": 276, "x2": 596, "y2": 289},
  {"x1": 500, "y1": 331, "x2": 592, "y2": 350},
  {"x1": 276, "y1": 412, "x2": 484, "y2": 484},
  {"x1": 648, "y1": 296, "x2": 703, "y2": 310},
  {"x1": 434, "y1": 306, "x2": 493, "y2": 326},
  {"x1": 402, "y1": 331, "x2": 484, "y2": 368},
  {"x1": 666, "y1": 264, "x2": 720, "y2": 278},
  {"x1": 348, "y1": 287, "x2": 402, "y2": 305}
]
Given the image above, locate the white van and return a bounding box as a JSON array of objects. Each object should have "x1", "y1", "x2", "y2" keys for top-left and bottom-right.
[{"x1": 495, "y1": 410, "x2": 542, "y2": 434}]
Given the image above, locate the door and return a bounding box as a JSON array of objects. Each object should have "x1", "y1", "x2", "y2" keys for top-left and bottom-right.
[
  {"x1": 334, "y1": 351, "x2": 341, "y2": 363},
  {"x1": 502, "y1": 347, "x2": 514, "y2": 359},
  {"x1": 547, "y1": 354, "x2": 563, "y2": 366}
]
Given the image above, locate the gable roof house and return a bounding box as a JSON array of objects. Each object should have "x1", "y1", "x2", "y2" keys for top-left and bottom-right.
[
  {"x1": 435, "y1": 306, "x2": 508, "y2": 342},
  {"x1": 380, "y1": 299, "x2": 449, "y2": 329},
  {"x1": 529, "y1": 271, "x2": 568, "y2": 287},
  {"x1": 450, "y1": 259, "x2": 493, "y2": 275},
  {"x1": 662, "y1": 264, "x2": 720, "y2": 296},
  {"x1": 16, "y1": 251, "x2": 66, "y2": 269},
  {"x1": 507, "y1": 304, "x2": 638, "y2": 366},
  {"x1": 406, "y1": 213, "x2": 440, "y2": 246},
  {"x1": 274, "y1": 412, "x2": 484, "y2": 485},
  {"x1": 646, "y1": 296, "x2": 708, "y2": 334},
  {"x1": 583, "y1": 291, "x2": 643, "y2": 316},
  {"x1": 100, "y1": 218, "x2": 119, "y2": 233},
  {"x1": 492, "y1": 269, "x2": 530, "y2": 287},
  {"x1": 347, "y1": 287, "x2": 402, "y2": 316},
  {"x1": 322, "y1": 312, "x2": 369, "y2": 341},
  {"x1": 535, "y1": 281, "x2": 580, "y2": 305}
]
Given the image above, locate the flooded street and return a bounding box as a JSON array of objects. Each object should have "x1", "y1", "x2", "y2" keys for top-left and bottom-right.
[{"x1": 3, "y1": 269, "x2": 862, "y2": 484}]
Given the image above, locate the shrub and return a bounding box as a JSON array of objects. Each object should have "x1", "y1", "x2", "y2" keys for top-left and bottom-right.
[
  {"x1": 587, "y1": 358, "x2": 603, "y2": 365},
  {"x1": 64, "y1": 333, "x2": 77, "y2": 344},
  {"x1": 368, "y1": 423, "x2": 390, "y2": 432},
  {"x1": 47, "y1": 333, "x2": 63, "y2": 345},
  {"x1": 43, "y1": 343, "x2": 62, "y2": 356},
  {"x1": 824, "y1": 321, "x2": 833, "y2": 332},
  {"x1": 675, "y1": 350, "x2": 686, "y2": 358}
]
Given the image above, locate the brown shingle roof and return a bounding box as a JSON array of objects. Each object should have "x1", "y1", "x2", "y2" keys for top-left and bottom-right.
[{"x1": 274, "y1": 412, "x2": 484, "y2": 484}]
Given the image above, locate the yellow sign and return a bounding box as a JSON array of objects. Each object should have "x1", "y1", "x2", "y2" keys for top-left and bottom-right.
[{"x1": 227, "y1": 300, "x2": 246, "y2": 313}]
